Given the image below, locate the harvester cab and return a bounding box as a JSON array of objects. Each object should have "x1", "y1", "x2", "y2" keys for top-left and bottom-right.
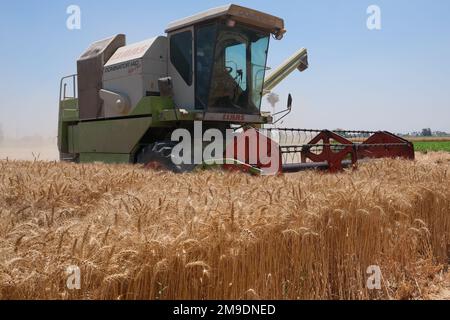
[{"x1": 58, "y1": 4, "x2": 414, "y2": 174}]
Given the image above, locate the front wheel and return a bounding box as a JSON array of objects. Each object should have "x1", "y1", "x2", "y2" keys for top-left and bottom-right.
[{"x1": 136, "y1": 142, "x2": 196, "y2": 173}]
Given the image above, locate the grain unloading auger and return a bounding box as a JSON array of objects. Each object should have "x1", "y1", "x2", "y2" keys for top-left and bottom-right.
[{"x1": 58, "y1": 4, "x2": 414, "y2": 174}]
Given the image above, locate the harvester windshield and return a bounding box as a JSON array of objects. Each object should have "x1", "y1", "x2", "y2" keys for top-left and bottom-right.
[{"x1": 195, "y1": 22, "x2": 269, "y2": 114}]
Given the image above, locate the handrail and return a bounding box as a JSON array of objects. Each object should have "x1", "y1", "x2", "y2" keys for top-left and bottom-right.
[{"x1": 59, "y1": 74, "x2": 78, "y2": 102}]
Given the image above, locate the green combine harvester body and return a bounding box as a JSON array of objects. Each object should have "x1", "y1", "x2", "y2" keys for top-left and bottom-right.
[
  {"x1": 58, "y1": 4, "x2": 294, "y2": 166},
  {"x1": 58, "y1": 4, "x2": 414, "y2": 173},
  {"x1": 59, "y1": 95, "x2": 177, "y2": 163}
]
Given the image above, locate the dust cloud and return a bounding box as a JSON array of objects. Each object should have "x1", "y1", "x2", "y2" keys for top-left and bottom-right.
[{"x1": 0, "y1": 138, "x2": 59, "y2": 161}]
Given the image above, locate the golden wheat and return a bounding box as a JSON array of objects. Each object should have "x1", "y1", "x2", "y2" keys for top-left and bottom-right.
[{"x1": 0, "y1": 153, "x2": 449, "y2": 300}]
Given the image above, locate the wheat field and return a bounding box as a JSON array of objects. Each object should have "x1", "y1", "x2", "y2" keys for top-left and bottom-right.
[{"x1": 0, "y1": 153, "x2": 449, "y2": 300}]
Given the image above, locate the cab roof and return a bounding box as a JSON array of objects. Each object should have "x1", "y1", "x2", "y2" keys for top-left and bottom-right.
[{"x1": 165, "y1": 4, "x2": 285, "y2": 36}]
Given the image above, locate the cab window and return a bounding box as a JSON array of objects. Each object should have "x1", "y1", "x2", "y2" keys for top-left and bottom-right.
[{"x1": 170, "y1": 31, "x2": 193, "y2": 86}]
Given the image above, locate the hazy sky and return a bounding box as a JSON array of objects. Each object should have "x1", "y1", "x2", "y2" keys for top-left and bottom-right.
[{"x1": 0, "y1": 0, "x2": 449, "y2": 138}]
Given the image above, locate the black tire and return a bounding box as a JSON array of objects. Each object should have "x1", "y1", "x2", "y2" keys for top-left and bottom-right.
[{"x1": 136, "y1": 142, "x2": 196, "y2": 173}]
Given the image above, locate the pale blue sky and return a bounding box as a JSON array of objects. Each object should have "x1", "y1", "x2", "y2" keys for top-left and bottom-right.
[{"x1": 0, "y1": 0, "x2": 449, "y2": 138}]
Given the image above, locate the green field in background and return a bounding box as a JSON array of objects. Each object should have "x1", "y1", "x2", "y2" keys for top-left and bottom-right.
[{"x1": 414, "y1": 141, "x2": 450, "y2": 153}]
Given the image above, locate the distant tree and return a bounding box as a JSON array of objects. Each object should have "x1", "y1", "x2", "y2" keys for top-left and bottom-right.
[
  {"x1": 421, "y1": 128, "x2": 432, "y2": 137},
  {"x1": 435, "y1": 131, "x2": 450, "y2": 137}
]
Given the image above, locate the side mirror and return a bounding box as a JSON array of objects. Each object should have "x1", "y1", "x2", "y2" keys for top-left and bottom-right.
[
  {"x1": 272, "y1": 93, "x2": 293, "y2": 125},
  {"x1": 287, "y1": 94, "x2": 293, "y2": 111}
]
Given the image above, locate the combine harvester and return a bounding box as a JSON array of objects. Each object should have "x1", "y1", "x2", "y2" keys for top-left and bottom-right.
[{"x1": 58, "y1": 4, "x2": 414, "y2": 174}]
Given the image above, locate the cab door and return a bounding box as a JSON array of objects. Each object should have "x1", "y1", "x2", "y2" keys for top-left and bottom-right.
[{"x1": 168, "y1": 27, "x2": 195, "y2": 109}]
